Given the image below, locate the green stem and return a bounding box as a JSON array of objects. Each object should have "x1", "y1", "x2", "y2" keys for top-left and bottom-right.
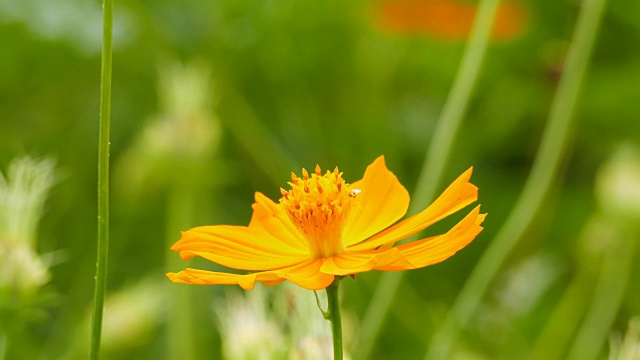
[
  {"x1": 0, "y1": 332, "x2": 6, "y2": 360},
  {"x1": 567, "y1": 230, "x2": 635, "y2": 360},
  {"x1": 412, "y1": 0, "x2": 500, "y2": 207},
  {"x1": 166, "y1": 185, "x2": 197, "y2": 360},
  {"x1": 355, "y1": 0, "x2": 499, "y2": 358},
  {"x1": 90, "y1": 0, "x2": 113, "y2": 359},
  {"x1": 529, "y1": 269, "x2": 593, "y2": 360},
  {"x1": 425, "y1": 0, "x2": 608, "y2": 358},
  {"x1": 219, "y1": 87, "x2": 299, "y2": 185},
  {"x1": 326, "y1": 278, "x2": 343, "y2": 360}
]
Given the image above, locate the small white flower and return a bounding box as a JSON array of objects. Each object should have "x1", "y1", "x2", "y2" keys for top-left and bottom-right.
[{"x1": 0, "y1": 157, "x2": 56, "y2": 293}]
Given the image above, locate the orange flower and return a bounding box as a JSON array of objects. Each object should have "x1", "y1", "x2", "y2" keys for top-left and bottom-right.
[
  {"x1": 167, "y1": 156, "x2": 485, "y2": 290},
  {"x1": 373, "y1": 0, "x2": 528, "y2": 41}
]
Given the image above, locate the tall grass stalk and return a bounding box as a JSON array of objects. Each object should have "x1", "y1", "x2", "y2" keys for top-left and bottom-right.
[
  {"x1": 425, "y1": 0, "x2": 609, "y2": 358},
  {"x1": 568, "y1": 232, "x2": 635, "y2": 360},
  {"x1": 90, "y1": 0, "x2": 113, "y2": 358},
  {"x1": 166, "y1": 186, "x2": 197, "y2": 360},
  {"x1": 0, "y1": 333, "x2": 6, "y2": 360},
  {"x1": 529, "y1": 265, "x2": 593, "y2": 360},
  {"x1": 220, "y1": 88, "x2": 299, "y2": 184},
  {"x1": 355, "y1": 0, "x2": 500, "y2": 358}
]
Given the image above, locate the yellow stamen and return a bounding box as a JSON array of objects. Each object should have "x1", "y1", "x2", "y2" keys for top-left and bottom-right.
[{"x1": 279, "y1": 165, "x2": 355, "y2": 258}]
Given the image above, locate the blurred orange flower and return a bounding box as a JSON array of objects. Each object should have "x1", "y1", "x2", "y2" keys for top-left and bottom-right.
[
  {"x1": 167, "y1": 156, "x2": 485, "y2": 290},
  {"x1": 373, "y1": 0, "x2": 527, "y2": 40}
]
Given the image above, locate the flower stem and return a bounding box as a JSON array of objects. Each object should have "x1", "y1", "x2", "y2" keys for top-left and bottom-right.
[
  {"x1": 326, "y1": 278, "x2": 343, "y2": 360},
  {"x1": 165, "y1": 185, "x2": 197, "y2": 360},
  {"x1": 90, "y1": 0, "x2": 113, "y2": 359},
  {"x1": 355, "y1": 0, "x2": 500, "y2": 358},
  {"x1": 567, "y1": 230, "x2": 635, "y2": 360},
  {"x1": 425, "y1": 0, "x2": 609, "y2": 358},
  {"x1": 0, "y1": 332, "x2": 6, "y2": 360}
]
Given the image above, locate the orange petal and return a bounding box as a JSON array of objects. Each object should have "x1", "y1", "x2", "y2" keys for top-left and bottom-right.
[
  {"x1": 375, "y1": 206, "x2": 486, "y2": 270},
  {"x1": 166, "y1": 259, "x2": 333, "y2": 290},
  {"x1": 166, "y1": 269, "x2": 285, "y2": 290},
  {"x1": 343, "y1": 156, "x2": 410, "y2": 247},
  {"x1": 171, "y1": 225, "x2": 309, "y2": 271},
  {"x1": 320, "y1": 247, "x2": 412, "y2": 276},
  {"x1": 279, "y1": 258, "x2": 335, "y2": 290},
  {"x1": 248, "y1": 192, "x2": 308, "y2": 250},
  {"x1": 348, "y1": 167, "x2": 477, "y2": 251}
]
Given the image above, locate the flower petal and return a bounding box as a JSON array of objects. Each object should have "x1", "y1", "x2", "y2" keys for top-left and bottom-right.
[
  {"x1": 166, "y1": 259, "x2": 334, "y2": 290},
  {"x1": 343, "y1": 156, "x2": 410, "y2": 247},
  {"x1": 375, "y1": 206, "x2": 486, "y2": 270},
  {"x1": 171, "y1": 225, "x2": 309, "y2": 271},
  {"x1": 348, "y1": 167, "x2": 478, "y2": 251},
  {"x1": 279, "y1": 259, "x2": 335, "y2": 290},
  {"x1": 320, "y1": 247, "x2": 412, "y2": 276},
  {"x1": 166, "y1": 269, "x2": 285, "y2": 290},
  {"x1": 248, "y1": 192, "x2": 308, "y2": 251}
]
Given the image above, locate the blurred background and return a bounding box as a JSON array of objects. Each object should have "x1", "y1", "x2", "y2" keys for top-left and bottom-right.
[{"x1": 1, "y1": 0, "x2": 639, "y2": 359}]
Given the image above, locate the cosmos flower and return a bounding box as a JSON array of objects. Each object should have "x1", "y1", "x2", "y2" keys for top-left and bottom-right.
[
  {"x1": 372, "y1": 0, "x2": 527, "y2": 41},
  {"x1": 167, "y1": 156, "x2": 485, "y2": 290}
]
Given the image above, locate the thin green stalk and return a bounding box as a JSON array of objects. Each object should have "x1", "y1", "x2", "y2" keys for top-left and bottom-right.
[
  {"x1": 425, "y1": 0, "x2": 608, "y2": 358},
  {"x1": 0, "y1": 332, "x2": 6, "y2": 360},
  {"x1": 326, "y1": 278, "x2": 343, "y2": 360},
  {"x1": 219, "y1": 87, "x2": 299, "y2": 185},
  {"x1": 411, "y1": 0, "x2": 500, "y2": 207},
  {"x1": 567, "y1": 232, "x2": 635, "y2": 360},
  {"x1": 90, "y1": 0, "x2": 113, "y2": 359},
  {"x1": 166, "y1": 185, "x2": 197, "y2": 360},
  {"x1": 529, "y1": 269, "x2": 593, "y2": 360},
  {"x1": 355, "y1": 0, "x2": 499, "y2": 358}
]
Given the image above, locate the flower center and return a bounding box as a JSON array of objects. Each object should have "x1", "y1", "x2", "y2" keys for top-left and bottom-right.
[{"x1": 279, "y1": 165, "x2": 357, "y2": 258}]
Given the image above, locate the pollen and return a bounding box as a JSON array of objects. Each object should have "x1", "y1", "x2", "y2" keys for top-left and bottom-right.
[{"x1": 279, "y1": 165, "x2": 356, "y2": 258}]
